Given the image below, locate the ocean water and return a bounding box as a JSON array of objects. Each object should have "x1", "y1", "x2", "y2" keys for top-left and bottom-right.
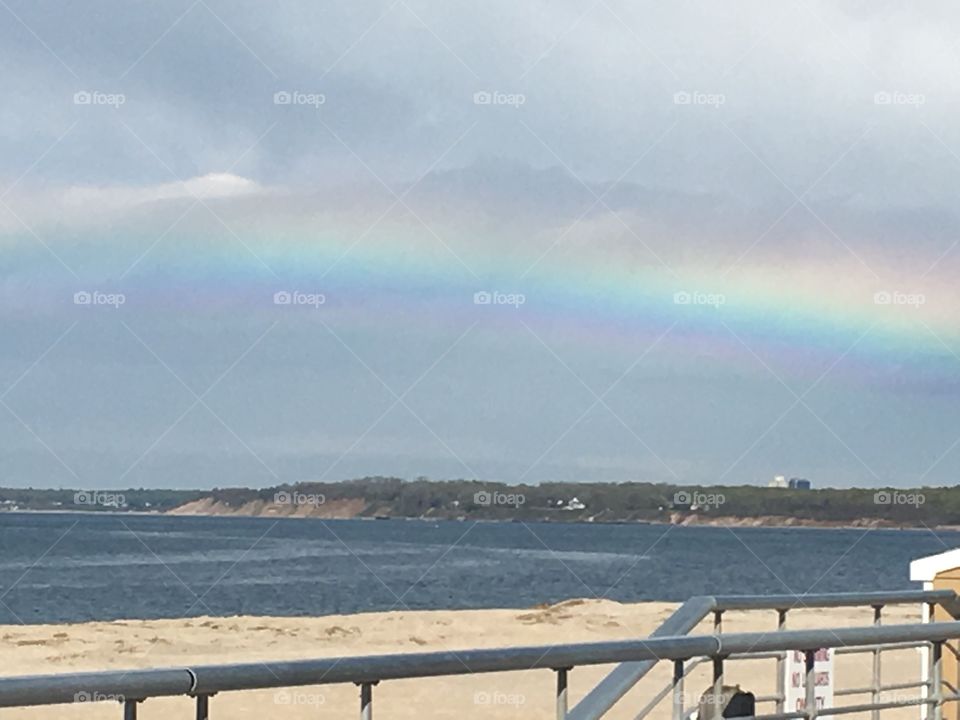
[{"x1": 0, "y1": 512, "x2": 955, "y2": 624}]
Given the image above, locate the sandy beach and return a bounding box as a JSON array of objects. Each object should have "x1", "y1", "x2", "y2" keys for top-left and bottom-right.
[{"x1": 0, "y1": 600, "x2": 926, "y2": 719}]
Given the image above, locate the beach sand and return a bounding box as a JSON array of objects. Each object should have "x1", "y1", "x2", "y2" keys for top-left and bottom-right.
[{"x1": 0, "y1": 600, "x2": 925, "y2": 719}]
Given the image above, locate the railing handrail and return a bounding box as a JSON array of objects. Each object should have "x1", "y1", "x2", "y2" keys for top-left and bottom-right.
[
  {"x1": 569, "y1": 588, "x2": 959, "y2": 720},
  {"x1": 2, "y1": 616, "x2": 960, "y2": 707},
  {"x1": 712, "y1": 589, "x2": 959, "y2": 611}
]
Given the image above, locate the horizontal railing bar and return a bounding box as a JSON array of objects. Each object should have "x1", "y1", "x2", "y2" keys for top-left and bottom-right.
[
  {"x1": 835, "y1": 641, "x2": 925, "y2": 654},
  {"x1": 815, "y1": 696, "x2": 941, "y2": 715},
  {"x1": 711, "y1": 621, "x2": 960, "y2": 656},
  {"x1": 0, "y1": 669, "x2": 195, "y2": 707},
  {"x1": 727, "y1": 651, "x2": 784, "y2": 660},
  {"x1": 713, "y1": 590, "x2": 958, "y2": 611},
  {"x1": 1, "y1": 619, "x2": 960, "y2": 708},
  {"x1": 836, "y1": 687, "x2": 880, "y2": 697},
  {"x1": 836, "y1": 680, "x2": 925, "y2": 696},
  {"x1": 741, "y1": 694, "x2": 960, "y2": 720}
]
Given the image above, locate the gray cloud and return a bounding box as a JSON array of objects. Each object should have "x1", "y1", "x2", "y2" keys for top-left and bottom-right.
[{"x1": 3, "y1": 0, "x2": 960, "y2": 490}]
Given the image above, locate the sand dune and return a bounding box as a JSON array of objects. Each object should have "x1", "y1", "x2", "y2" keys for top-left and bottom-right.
[{"x1": 0, "y1": 600, "x2": 925, "y2": 719}]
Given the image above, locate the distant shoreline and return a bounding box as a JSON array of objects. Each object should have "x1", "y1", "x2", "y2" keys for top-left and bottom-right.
[
  {"x1": 1, "y1": 507, "x2": 953, "y2": 533},
  {"x1": 1, "y1": 478, "x2": 951, "y2": 528}
]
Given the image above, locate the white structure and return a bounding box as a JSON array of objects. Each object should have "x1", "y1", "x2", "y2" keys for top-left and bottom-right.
[
  {"x1": 910, "y1": 549, "x2": 960, "y2": 587},
  {"x1": 563, "y1": 497, "x2": 586, "y2": 511},
  {"x1": 910, "y1": 548, "x2": 960, "y2": 719},
  {"x1": 768, "y1": 475, "x2": 788, "y2": 488}
]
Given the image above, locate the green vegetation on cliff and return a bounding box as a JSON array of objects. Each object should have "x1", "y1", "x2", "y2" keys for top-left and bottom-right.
[{"x1": 0, "y1": 478, "x2": 951, "y2": 526}]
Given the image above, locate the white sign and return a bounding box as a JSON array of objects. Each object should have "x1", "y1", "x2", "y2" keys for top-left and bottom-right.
[{"x1": 784, "y1": 648, "x2": 834, "y2": 712}]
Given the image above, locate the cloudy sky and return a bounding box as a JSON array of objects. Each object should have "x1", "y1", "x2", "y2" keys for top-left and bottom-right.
[{"x1": 2, "y1": 0, "x2": 959, "y2": 490}]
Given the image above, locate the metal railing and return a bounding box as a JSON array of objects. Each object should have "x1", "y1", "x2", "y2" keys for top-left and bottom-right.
[
  {"x1": 0, "y1": 590, "x2": 956, "y2": 719},
  {"x1": 571, "y1": 590, "x2": 960, "y2": 720}
]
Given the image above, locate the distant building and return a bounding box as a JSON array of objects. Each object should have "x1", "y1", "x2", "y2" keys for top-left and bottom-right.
[
  {"x1": 768, "y1": 475, "x2": 788, "y2": 488},
  {"x1": 563, "y1": 497, "x2": 586, "y2": 511},
  {"x1": 788, "y1": 477, "x2": 811, "y2": 490}
]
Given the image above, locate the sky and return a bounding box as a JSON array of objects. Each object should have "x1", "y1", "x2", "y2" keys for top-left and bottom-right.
[{"x1": 1, "y1": 0, "x2": 959, "y2": 490}]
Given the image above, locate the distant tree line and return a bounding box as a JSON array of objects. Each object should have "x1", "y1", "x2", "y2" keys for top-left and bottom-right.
[
  {"x1": 0, "y1": 487, "x2": 204, "y2": 512},
  {"x1": 206, "y1": 477, "x2": 956, "y2": 525},
  {"x1": 0, "y1": 478, "x2": 954, "y2": 525}
]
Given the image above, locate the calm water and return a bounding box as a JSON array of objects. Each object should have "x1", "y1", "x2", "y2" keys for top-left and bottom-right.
[{"x1": 0, "y1": 513, "x2": 955, "y2": 624}]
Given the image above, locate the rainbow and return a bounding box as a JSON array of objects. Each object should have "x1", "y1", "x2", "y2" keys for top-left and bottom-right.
[{"x1": 6, "y1": 205, "x2": 958, "y2": 386}]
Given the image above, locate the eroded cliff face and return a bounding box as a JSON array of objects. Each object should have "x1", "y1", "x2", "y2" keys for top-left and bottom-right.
[
  {"x1": 667, "y1": 512, "x2": 895, "y2": 528},
  {"x1": 167, "y1": 499, "x2": 902, "y2": 528},
  {"x1": 168, "y1": 497, "x2": 368, "y2": 519}
]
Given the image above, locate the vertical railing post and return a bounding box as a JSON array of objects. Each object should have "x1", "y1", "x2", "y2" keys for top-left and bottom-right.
[
  {"x1": 359, "y1": 682, "x2": 375, "y2": 720},
  {"x1": 776, "y1": 609, "x2": 788, "y2": 715},
  {"x1": 555, "y1": 667, "x2": 570, "y2": 720},
  {"x1": 195, "y1": 694, "x2": 210, "y2": 720},
  {"x1": 929, "y1": 641, "x2": 943, "y2": 720},
  {"x1": 672, "y1": 659, "x2": 685, "y2": 720},
  {"x1": 713, "y1": 608, "x2": 724, "y2": 719},
  {"x1": 712, "y1": 656, "x2": 725, "y2": 720},
  {"x1": 871, "y1": 605, "x2": 882, "y2": 720},
  {"x1": 923, "y1": 602, "x2": 937, "y2": 714},
  {"x1": 805, "y1": 650, "x2": 817, "y2": 720},
  {"x1": 123, "y1": 699, "x2": 139, "y2": 720}
]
